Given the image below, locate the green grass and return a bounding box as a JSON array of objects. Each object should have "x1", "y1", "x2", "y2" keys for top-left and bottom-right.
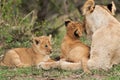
[{"x1": 0, "y1": 64, "x2": 120, "y2": 80}]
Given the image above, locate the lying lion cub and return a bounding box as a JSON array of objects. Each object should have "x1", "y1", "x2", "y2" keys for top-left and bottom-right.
[
  {"x1": 60, "y1": 20, "x2": 91, "y2": 73},
  {"x1": 0, "y1": 35, "x2": 57, "y2": 68}
]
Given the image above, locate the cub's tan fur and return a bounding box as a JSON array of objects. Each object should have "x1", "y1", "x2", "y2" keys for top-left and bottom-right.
[
  {"x1": 0, "y1": 35, "x2": 58, "y2": 68},
  {"x1": 60, "y1": 20, "x2": 90, "y2": 73},
  {"x1": 82, "y1": 0, "x2": 120, "y2": 69}
]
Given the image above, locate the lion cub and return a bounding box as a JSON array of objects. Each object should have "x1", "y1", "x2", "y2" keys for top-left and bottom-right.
[
  {"x1": 0, "y1": 35, "x2": 55, "y2": 68},
  {"x1": 60, "y1": 20, "x2": 91, "y2": 73}
]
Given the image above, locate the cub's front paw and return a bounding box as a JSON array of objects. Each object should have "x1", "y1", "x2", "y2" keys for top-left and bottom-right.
[
  {"x1": 37, "y1": 61, "x2": 60, "y2": 70},
  {"x1": 37, "y1": 62, "x2": 51, "y2": 70}
]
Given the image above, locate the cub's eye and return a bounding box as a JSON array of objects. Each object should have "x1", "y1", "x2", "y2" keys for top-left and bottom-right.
[{"x1": 45, "y1": 45, "x2": 48, "y2": 48}]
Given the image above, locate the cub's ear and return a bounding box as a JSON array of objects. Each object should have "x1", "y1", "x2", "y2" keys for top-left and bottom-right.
[
  {"x1": 49, "y1": 34, "x2": 52, "y2": 41},
  {"x1": 34, "y1": 39, "x2": 39, "y2": 45},
  {"x1": 32, "y1": 37, "x2": 40, "y2": 45},
  {"x1": 107, "y1": 1, "x2": 116, "y2": 15},
  {"x1": 65, "y1": 20, "x2": 71, "y2": 26},
  {"x1": 81, "y1": 0, "x2": 95, "y2": 15}
]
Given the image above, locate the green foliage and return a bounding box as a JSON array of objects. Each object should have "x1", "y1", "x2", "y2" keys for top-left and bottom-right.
[
  {"x1": 1, "y1": 0, "x2": 31, "y2": 49},
  {"x1": 1, "y1": 0, "x2": 22, "y2": 23},
  {"x1": 80, "y1": 35, "x2": 91, "y2": 46}
]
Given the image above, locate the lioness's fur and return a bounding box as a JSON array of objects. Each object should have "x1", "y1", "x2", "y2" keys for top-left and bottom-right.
[
  {"x1": 0, "y1": 35, "x2": 58, "y2": 68},
  {"x1": 82, "y1": 0, "x2": 120, "y2": 69},
  {"x1": 82, "y1": 0, "x2": 116, "y2": 40},
  {"x1": 60, "y1": 20, "x2": 91, "y2": 73}
]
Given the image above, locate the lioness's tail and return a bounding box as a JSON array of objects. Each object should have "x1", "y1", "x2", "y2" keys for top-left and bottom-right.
[{"x1": 60, "y1": 60, "x2": 82, "y2": 70}]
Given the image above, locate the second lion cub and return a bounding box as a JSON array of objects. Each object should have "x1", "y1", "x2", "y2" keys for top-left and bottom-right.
[{"x1": 60, "y1": 20, "x2": 91, "y2": 73}]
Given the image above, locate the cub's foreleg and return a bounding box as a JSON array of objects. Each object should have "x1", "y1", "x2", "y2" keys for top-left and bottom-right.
[{"x1": 37, "y1": 58, "x2": 60, "y2": 70}]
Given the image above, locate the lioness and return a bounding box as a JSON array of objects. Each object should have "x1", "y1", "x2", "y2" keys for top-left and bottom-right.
[
  {"x1": 0, "y1": 35, "x2": 57, "y2": 68},
  {"x1": 82, "y1": 0, "x2": 120, "y2": 69},
  {"x1": 60, "y1": 20, "x2": 91, "y2": 73}
]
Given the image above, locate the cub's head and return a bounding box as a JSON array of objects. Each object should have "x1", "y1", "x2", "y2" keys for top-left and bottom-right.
[
  {"x1": 32, "y1": 35, "x2": 52, "y2": 55},
  {"x1": 65, "y1": 20, "x2": 83, "y2": 39}
]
